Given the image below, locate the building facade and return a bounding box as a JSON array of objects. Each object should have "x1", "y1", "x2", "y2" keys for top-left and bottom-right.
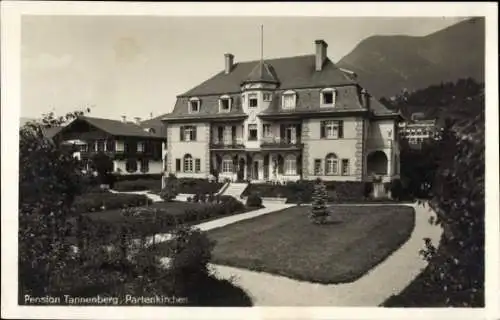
[
  {"x1": 52, "y1": 116, "x2": 165, "y2": 175},
  {"x1": 162, "y1": 40, "x2": 402, "y2": 183},
  {"x1": 398, "y1": 112, "x2": 442, "y2": 147}
]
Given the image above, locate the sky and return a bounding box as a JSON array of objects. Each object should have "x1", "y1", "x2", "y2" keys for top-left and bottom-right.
[{"x1": 21, "y1": 16, "x2": 467, "y2": 121}]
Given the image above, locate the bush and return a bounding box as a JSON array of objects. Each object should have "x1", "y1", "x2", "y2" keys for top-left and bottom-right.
[
  {"x1": 186, "y1": 197, "x2": 192, "y2": 203},
  {"x1": 113, "y1": 179, "x2": 161, "y2": 192},
  {"x1": 389, "y1": 179, "x2": 404, "y2": 200},
  {"x1": 72, "y1": 192, "x2": 151, "y2": 214},
  {"x1": 219, "y1": 195, "x2": 245, "y2": 213},
  {"x1": 199, "y1": 193, "x2": 207, "y2": 203},
  {"x1": 246, "y1": 194, "x2": 263, "y2": 208},
  {"x1": 193, "y1": 194, "x2": 200, "y2": 203},
  {"x1": 207, "y1": 193, "x2": 215, "y2": 203},
  {"x1": 160, "y1": 175, "x2": 179, "y2": 202}
]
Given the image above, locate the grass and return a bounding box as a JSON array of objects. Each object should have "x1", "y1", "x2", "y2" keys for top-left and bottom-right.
[{"x1": 204, "y1": 205, "x2": 415, "y2": 284}]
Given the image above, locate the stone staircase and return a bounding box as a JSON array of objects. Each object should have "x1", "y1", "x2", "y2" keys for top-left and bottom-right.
[{"x1": 222, "y1": 182, "x2": 249, "y2": 199}]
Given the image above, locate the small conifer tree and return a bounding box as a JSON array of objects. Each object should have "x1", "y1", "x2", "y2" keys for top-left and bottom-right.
[{"x1": 310, "y1": 178, "x2": 329, "y2": 224}]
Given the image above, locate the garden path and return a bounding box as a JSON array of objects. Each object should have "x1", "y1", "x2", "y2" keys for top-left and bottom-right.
[{"x1": 207, "y1": 202, "x2": 442, "y2": 306}]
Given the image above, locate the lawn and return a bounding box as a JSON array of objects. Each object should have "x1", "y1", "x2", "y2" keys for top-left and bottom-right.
[{"x1": 205, "y1": 205, "x2": 415, "y2": 284}]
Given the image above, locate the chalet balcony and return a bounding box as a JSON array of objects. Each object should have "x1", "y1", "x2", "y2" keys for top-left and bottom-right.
[
  {"x1": 260, "y1": 136, "x2": 303, "y2": 150},
  {"x1": 210, "y1": 137, "x2": 245, "y2": 150}
]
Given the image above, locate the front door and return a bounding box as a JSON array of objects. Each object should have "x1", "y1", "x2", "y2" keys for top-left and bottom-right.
[
  {"x1": 253, "y1": 161, "x2": 259, "y2": 180},
  {"x1": 237, "y1": 158, "x2": 245, "y2": 181}
]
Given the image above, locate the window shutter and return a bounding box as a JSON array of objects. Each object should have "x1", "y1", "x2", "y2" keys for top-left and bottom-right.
[
  {"x1": 180, "y1": 126, "x2": 184, "y2": 141},
  {"x1": 231, "y1": 126, "x2": 236, "y2": 139},
  {"x1": 278, "y1": 156, "x2": 284, "y2": 174},
  {"x1": 320, "y1": 122, "x2": 325, "y2": 138},
  {"x1": 338, "y1": 121, "x2": 344, "y2": 138},
  {"x1": 280, "y1": 124, "x2": 285, "y2": 140},
  {"x1": 175, "y1": 159, "x2": 181, "y2": 171},
  {"x1": 192, "y1": 126, "x2": 197, "y2": 141}
]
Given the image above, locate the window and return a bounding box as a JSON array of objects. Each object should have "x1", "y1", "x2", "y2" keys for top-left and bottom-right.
[
  {"x1": 195, "y1": 158, "x2": 201, "y2": 173},
  {"x1": 262, "y1": 124, "x2": 272, "y2": 137},
  {"x1": 222, "y1": 158, "x2": 233, "y2": 173},
  {"x1": 140, "y1": 159, "x2": 149, "y2": 173},
  {"x1": 282, "y1": 90, "x2": 296, "y2": 109},
  {"x1": 183, "y1": 154, "x2": 193, "y2": 172},
  {"x1": 325, "y1": 153, "x2": 338, "y2": 175},
  {"x1": 341, "y1": 159, "x2": 350, "y2": 176},
  {"x1": 79, "y1": 144, "x2": 88, "y2": 152},
  {"x1": 219, "y1": 95, "x2": 231, "y2": 112},
  {"x1": 249, "y1": 93, "x2": 258, "y2": 108},
  {"x1": 248, "y1": 124, "x2": 258, "y2": 141},
  {"x1": 180, "y1": 125, "x2": 197, "y2": 141},
  {"x1": 149, "y1": 128, "x2": 156, "y2": 134},
  {"x1": 97, "y1": 140, "x2": 105, "y2": 152},
  {"x1": 321, "y1": 88, "x2": 337, "y2": 107},
  {"x1": 175, "y1": 158, "x2": 181, "y2": 172},
  {"x1": 314, "y1": 159, "x2": 322, "y2": 175},
  {"x1": 116, "y1": 141, "x2": 125, "y2": 152},
  {"x1": 263, "y1": 93, "x2": 272, "y2": 101},
  {"x1": 164, "y1": 155, "x2": 168, "y2": 171},
  {"x1": 126, "y1": 159, "x2": 137, "y2": 173},
  {"x1": 320, "y1": 120, "x2": 344, "y2": 139},
  {"x1": 284, "y1": 155, "x2": 296, "y2": 175},
  {"x1": 189, "y1": 98, "x2": 200, "y2": 113},
  {"x1": 137, "y1": 141, "x2": 145, "y2": 152}
]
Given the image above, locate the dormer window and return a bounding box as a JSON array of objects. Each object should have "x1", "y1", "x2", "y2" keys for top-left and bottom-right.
[
  {"x1": 189, "y1": 97, "x2": 200, "y2": 113},
  {"x1": 249, "y1": 93, "x2": 258, "y2": 108},
  {"x1": 219, "y1": 95, "x2": 232, "y2": 113},
  {"x1": 321, "y1": 88, "x2": 337, "y2": 107},
  {"x1": 282, "y1": 90, "x2": 296, "y2": 109},
  {"x1": 263, "y1": 92, "x2": 272, "y2": 102}
]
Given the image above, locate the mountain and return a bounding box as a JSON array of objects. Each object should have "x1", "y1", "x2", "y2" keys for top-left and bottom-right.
[
  {"x1": 20, "y1": 117, "x2": 35, "y2": 127},
  {"x1": 337, "y1": 18, "x2": 485, "y2": 99}
]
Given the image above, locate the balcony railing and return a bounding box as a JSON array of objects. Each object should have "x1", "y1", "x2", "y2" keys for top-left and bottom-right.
[
  {"x1": 210, "y1": 138, "x2": 245, "y2": 149},
  {"x1": 261, "y1": 136, "x2": 302, "y2": 149}
]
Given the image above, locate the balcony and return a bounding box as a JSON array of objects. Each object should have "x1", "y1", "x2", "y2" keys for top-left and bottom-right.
[
  {"x1": 260, "y1": 136, "x2": 303, "y2": 150},
  {"x1": 210, "y1": 137, "x2": 245, "y2": 150}
]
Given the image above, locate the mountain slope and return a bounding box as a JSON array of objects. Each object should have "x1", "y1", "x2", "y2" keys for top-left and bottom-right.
[{"x1": 337, "y1": 18, "x2": 485, "y2": 99}]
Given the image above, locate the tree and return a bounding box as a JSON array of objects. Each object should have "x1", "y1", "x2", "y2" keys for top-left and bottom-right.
[
  {"x1": 19, "y1": 110, "x2": 90, "y2": 297},
  {"x1": 90, "y1": 151, "x2": 114, "y2": 187},
  {"x1": 310, "y1": 178, "x2": 329, "y2": 224},
  {"x1": 420, "y1": 90, "x2": 485, "y2": 307}
]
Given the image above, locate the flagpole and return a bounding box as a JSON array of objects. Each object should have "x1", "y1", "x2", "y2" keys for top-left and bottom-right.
[{"x1": 260, "y1": 24, "x2": 263, "y2": 62}]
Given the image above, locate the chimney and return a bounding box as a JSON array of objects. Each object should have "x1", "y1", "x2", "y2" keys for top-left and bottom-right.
[
  {"x1": 134, "y1": 117, "x2": 141, "y2": 125},
  {"x1": 360, "y1": 89, "x2": 371, "y2": 109},
  {"x1": 121, "y1": 115, "x2": 127, "y2": 123},
  {"x1": 315, "y1": 39, "x2": 328, "y2": 71},
  {"x1": 224, "y1": 53, "x2": 234, "y2": 74}
]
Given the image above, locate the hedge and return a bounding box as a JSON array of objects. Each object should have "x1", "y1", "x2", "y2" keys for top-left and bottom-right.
[
  {"x1": 113, "y1": 173, "x2": 163, "y2": 182},
  {"x1": 241, "y1": 180, "x2": 367, "y2": 203},
  {"x1": 176, "y1": 178, "x2": 224, "y2": 195},
  {"x1": 113, "y1": 179, "x2": 161, "y2": 192},
  {"x1": 72, "y1": 192, "x2": 152, "y2": 214}
]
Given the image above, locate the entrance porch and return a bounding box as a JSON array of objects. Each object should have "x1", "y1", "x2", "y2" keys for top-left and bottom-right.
[{"x1": 211, "y1": 151, "x2": 303, "y2": 183}]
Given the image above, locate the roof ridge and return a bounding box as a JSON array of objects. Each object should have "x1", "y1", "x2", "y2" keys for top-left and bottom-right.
[{"x1": 236, "y1": 53, "x2": 314, "y2": 66}]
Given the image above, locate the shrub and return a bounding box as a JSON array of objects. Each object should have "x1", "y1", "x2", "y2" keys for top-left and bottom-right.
[
  {"x1": 389, "y1": 179, "x2": 404, "y2": 200},
  {"x1": 199, "y1": 194, "x2": 207, "y2": 203},
  {"x1": 363, "y1": 182, "x2": 373, "y2": 198},
  {"x1": 72, "y1": 193, "x2": 151, "y2": 214},
  {"x1": 186, "y1": 197, "x2": 192, "y2": 203},
  {"x1": 310, "y1": 179, "x2": 329, "y2": 224},
  {"x1": 207, "y1": 193, "x2": 215, "y2": 203},
  {"x1": 167, "y1": 226, "x2": 215, "y2": 284},
  {"x1": 193, "y1": 194, "x2": 200, "y2": 203},
  {"x1": 219, "y1": 195, "x2": 245, "y2": 213},
  {"x1": 160, "y1": 175, "x2": 179, "y2": 202},
  {"x1": 246, "y1": 194, "x2": 263, "y2": 208}
]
